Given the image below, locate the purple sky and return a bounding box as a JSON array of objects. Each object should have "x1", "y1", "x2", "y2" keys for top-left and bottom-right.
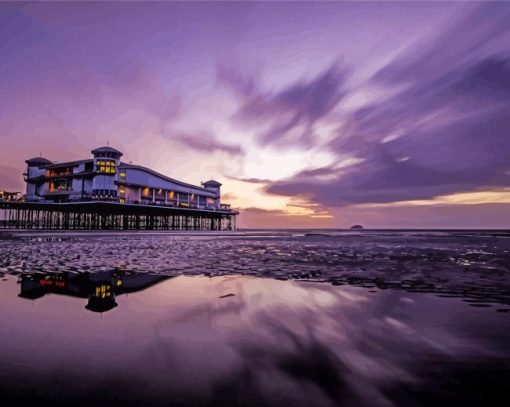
[{"x1": 1, "y1": 1, "x2": 509, "y2": 228}]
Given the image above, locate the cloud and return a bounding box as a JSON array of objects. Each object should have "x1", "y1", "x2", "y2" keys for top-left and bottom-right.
[
  {"x1": 219, "y1": 192, "x2": 238, "y2": 201},
  {"x1": 217, "y1": 64, "x2": 256, "y2": 97},
  {"x1": 240, "y1": 207, "x2": 288, "y2": 215},
  {"x1": 224, "y1": 175, "x2": 272, "y2": 184},
  {"x1": 267, "y1": 3, "x2": 510, "y2": 207},
  {"x1": 221, "y1": 62, "x2": 347, "y2": 147},
  {"x1": 169, "y1": 132, "x2": 244, "y2": 156}
]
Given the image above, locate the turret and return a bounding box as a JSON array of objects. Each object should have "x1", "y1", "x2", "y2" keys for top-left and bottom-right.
[
  {"x1": 91, "y1": 146, "x2": 123, "y2": 200},
  {"x1": 25, "y1": 157, "x2": 53, "y2": 201},
  {"x1": 91, "y1": 146, "x2": 123, "y2": 160},
  {"x1": 202, "y1": 180, "x2": 221, "y2": 208}
]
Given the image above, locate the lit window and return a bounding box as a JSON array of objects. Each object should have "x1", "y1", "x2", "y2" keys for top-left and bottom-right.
[
  {"x1": 96, "y1": 160, "x2": 116, "y2": 174},
  {"x1": 119, "y1": 172, "x2": 126, "y2": 179}
]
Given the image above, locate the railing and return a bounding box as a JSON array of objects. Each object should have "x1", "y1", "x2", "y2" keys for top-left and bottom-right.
[{"x1": 121, "y1": 199, "x2": 233, "y2": 212}]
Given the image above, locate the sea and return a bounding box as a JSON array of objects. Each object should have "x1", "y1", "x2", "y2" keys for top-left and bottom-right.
[{"x1": 0, "y1": 229, "x2": 509, "y2": 406}]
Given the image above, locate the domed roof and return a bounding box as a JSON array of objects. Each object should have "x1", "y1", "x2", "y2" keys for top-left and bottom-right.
[
  {"x1": 202, "y1": 179, "x2": 222, "y2": 188},
  {"x1": 25, "y1": 157, "x2": 53, "y2": 165},
  {"x1": 91, "y1": 146, "x2": 123, "y2": 156}
]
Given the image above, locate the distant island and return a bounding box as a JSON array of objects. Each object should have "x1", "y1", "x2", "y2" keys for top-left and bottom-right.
[{"x1": 350, "y1": 225, "x2": 364, "y2": 229}]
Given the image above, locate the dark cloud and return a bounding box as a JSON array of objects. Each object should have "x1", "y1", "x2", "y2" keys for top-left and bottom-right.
[
  {"x1": 221, "y1": 62, "x2": 347, "y2": 147},
  {"x1": 171, "y1": 132, "x2": 243, "y2": 156},
  {"x1": 217, "y1": 64, "x2": 256, "y2": 97},
  {"x1": 224, "y1": 175, "x2": 272, "y2": 184},
  {"x1": 267, "y1": 3, "x2": 510, "y2": 206}
]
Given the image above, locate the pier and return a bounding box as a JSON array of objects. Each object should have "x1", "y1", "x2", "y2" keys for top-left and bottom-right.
[{"x1": 0, "y1": 201, "x2": 237, "y2": 231}]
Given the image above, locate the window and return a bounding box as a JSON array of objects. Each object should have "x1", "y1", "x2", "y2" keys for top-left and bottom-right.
[
  {"x1": 49, "y1": 180, "x2": 71, "y2": 192},
  {"x1": 119, "y1": 198, "x2": 125, "y2": 204},
  {"x1": 119, "y1": 171, "x2": 126, "y2": 179},
  {"x1": 168, "y1": 191, "x2": 175, "y2": 200},
  {"x1": 96, "y1": 160, "x2": 116, "y2": 174},
  {"x1": 47, "y1": 167, "x2": 72, "y2": 177}
]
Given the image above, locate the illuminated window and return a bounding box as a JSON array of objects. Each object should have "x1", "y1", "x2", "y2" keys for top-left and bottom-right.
[
  {"x1": 119, "y1": 187, "x2": 126, "y2": 194},
  {"x1": 96, "y1": 160, "x2": 116, "y2": 174},
  {"x1": 46, "y1": 167, "x2": 72, "y2": 177},
  {"x1": 95, "y1": 284, "x2": 111, "y2": 299},
  {"x1": 168, "y1": 191, "x2": 175, "y2": 200},
  {"x1": 119, "y1": 198, "x2": 125, "y2": 204},
  {"x1": 49, "y1": 180, "x2": 71, "y2": 192},
  {"x1": 119, "y1": 172, "x2": 126, "y2": 179}
]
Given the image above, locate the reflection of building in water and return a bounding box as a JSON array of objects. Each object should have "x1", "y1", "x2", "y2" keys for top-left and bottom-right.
[{"x1": 18, "y1": 270, "x2": 171, "y2": 313}]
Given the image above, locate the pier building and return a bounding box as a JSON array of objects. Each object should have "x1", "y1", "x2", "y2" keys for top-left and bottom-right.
[{"x1": 0, "y1": 145, "x2": 238, "y2": 231}]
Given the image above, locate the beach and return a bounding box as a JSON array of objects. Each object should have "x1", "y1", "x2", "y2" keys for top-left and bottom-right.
[{"x1": 0, "y1": 230, "x2": 509, "y2": 406}]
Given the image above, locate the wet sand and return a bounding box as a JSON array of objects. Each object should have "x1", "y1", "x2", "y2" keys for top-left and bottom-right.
[
  {"x1": 1, "y1": 230, "x2": 509, "y2": 307},
  {"x1": 0, "y1": 230, "x2": 509, "y2": 406}
]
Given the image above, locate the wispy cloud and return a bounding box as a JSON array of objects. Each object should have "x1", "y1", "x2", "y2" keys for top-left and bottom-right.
[
  {"x1": 221, "y1": 63, "x2": 347, "y2": 147},
  {"x1": 266, "y1": 3, "x2": 510, "y2": 207},
  {"x1": 171, "y1": 132, "x2": 243, "y2": 156}
]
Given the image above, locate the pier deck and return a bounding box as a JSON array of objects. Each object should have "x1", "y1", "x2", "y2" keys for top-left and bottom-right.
[{"x1": 0, "y1": 201, "x2": 238, "y2": 231}]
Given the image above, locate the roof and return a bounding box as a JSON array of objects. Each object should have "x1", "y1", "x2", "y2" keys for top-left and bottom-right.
[
  {"x1": 46, "y1": 159, "x2": 93, "y2": 169},
  {"x1": 26, "y1": 157, "x2": 53, "y2": 165},
  {"x1": 119, "y1": 163, "x2": 217, "y2": 194},
  {"x1": 91, "y1": 146, "x2": 123, "y2": 156},
  {"x1": 202, "y1": 180, "x2": 222, "y2": 188}
]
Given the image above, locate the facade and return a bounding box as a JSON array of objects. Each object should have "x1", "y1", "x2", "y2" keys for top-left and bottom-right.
[{"x1": 24, "y1": 146, "x2": 231, "y2": 211}]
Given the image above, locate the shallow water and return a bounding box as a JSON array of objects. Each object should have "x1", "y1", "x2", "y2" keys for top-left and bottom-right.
[{"x1": 0, "y1": 230, "x2": 509, "y2": 406}]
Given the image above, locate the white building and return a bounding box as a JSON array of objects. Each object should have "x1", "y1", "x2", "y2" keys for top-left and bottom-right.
[{"x1": 24, "y1": 146, "x2": 230, "y2": 211}]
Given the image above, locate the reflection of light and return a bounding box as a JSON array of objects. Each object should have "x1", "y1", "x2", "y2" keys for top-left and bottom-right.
[
  {"x1": 95, "y1": 284, "x2": 112, "y2": 298},
  {"x1": 39, "y1": 277, "x2": 66, "y2": 288}
]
